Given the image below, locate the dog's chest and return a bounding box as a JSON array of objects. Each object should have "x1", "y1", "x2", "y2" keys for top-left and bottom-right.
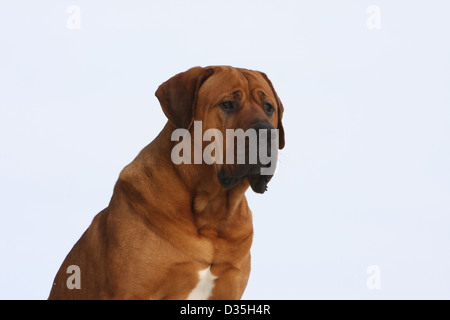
[{"x1": 186, "y1": 265, "x2": 218, "y2": 300}]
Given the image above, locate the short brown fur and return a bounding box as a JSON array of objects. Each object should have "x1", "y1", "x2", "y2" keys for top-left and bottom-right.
[{"x1": 48, "y1": 66, "x2": 284, "y2": 300}]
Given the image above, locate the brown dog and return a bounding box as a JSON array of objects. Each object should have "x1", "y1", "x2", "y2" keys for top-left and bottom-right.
[{"x1": 48, "y1": 66, "x2": 285, "y2": 300}]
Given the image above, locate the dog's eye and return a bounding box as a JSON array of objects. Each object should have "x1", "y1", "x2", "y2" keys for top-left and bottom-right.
[
  {"x1": 219, "y1": 101, "x2": 236, "y2": 113},
  {"x1": 264, "y1": 102, "x2": 275, "y2": 116}
]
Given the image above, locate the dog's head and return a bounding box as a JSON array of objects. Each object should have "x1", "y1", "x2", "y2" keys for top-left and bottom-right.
[{"x1": 155, "y1": 66, "x2": 285, "y2": 194}]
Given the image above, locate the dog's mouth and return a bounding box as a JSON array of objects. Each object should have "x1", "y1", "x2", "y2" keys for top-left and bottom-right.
[
  {"x1": 216, "y1": 123, "x2": 278, "y2": 194},
  {"x1": 247, "y1": 174, "x2": 273, "y2": 194},
  {"x1": 217, "y1": 165, "x2": 274, "y2": 194}
]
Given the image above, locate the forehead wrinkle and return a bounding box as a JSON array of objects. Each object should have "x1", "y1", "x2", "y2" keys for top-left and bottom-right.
[
  {"x1": 200, "y1": 67, "x2": 271, "y2": 106},
  {"x1": 207, "y1": 67, "x2": 247, "y2": 92},
  {"x1": 239, "y1": 70, "x2": 274, "y2": 102},
  {"x1": 238, "y1": 71, "x2": 264, "y2": 105}
]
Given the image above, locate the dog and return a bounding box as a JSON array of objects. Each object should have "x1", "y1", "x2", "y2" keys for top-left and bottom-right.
[{"x1": 48, "y1": 66, "x2": 285, "y2": 299}]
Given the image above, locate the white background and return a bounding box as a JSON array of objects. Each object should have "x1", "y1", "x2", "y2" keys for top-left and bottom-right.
[{"x1": 1, "y1": 1, "x2": 449, "y2": 299}]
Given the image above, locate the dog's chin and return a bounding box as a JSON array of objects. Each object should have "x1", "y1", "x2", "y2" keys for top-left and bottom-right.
[
  {"x1": 217, "y1": 171, "x2": 240, "y2": 189},
  {"x1": 247, "y1": 174, "x2": 272, "y2": 194},
  {"x1": 217, "y1": 167, "x2": 273, "y2": 194}
]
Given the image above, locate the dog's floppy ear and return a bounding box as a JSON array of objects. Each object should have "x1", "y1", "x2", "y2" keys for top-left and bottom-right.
[
  {"x1": 155, "y1": 66, "x2": 214, "y2": 130},
  {"x1": 258, "y1": 72, "x2": 285, "y2": 150}
]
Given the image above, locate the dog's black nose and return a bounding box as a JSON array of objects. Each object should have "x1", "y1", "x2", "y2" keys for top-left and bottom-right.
[
  {"x1": 251, "y1": 123, "x2": 276, "y2": 158},
  {"x1": 252, "y1": 122, "x2": 276, "y2": 132}
]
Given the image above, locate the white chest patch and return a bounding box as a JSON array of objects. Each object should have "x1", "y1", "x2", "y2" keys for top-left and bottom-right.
[{"x1": 187, "y1": 265, "x2": 218, "y2": 300}]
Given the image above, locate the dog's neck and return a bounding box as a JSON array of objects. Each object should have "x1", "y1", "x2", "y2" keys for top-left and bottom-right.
[{"x1": 117, "y1": 122, "x2": 250, "y2": 232}]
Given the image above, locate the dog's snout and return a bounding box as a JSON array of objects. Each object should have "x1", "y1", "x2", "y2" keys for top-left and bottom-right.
[
  {"x1": 252, "y1": 122, "x2": 276, "y2": 132},
  {"x1": 251, "y1": 123, "x2": 276, "y2": 154}
]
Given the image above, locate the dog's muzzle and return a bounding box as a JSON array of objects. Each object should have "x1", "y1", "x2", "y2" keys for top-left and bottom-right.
[{"x1": 218, "y1": 123, "x2": 278, "y2": 194}]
